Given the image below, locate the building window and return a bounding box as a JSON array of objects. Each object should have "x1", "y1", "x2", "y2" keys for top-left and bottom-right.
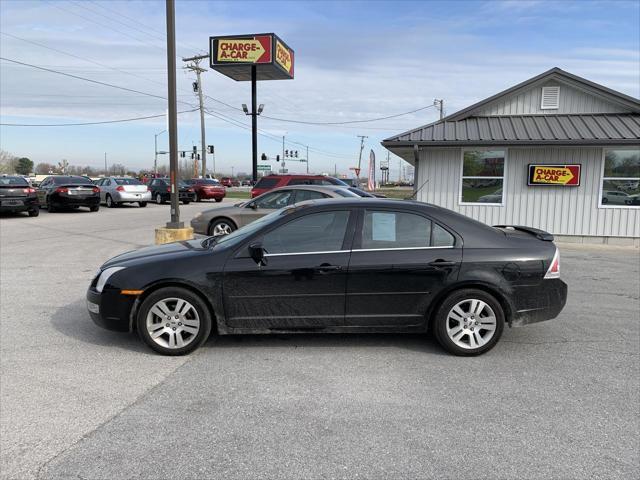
[
  {"x1": 600, "y1": 149, "x2": 640, "y2": 208},
  {"x1": 460, "y1": 150, "x2": 506, "y2": 205}
]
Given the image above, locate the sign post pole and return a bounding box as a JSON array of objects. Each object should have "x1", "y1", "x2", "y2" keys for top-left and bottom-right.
[
  {"x1": 165, "y1": 0, "x2": 181, "y2": 229},
  {"x1": 251, "y1": 65, "x2": 258, "y2": 183}
]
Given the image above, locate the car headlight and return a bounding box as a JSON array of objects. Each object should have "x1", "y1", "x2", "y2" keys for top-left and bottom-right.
[
  {"x1": 193, "y1": 212, "x2": 202, "y2": 220},
  {"x1": 96, "y1": 266, "x2": 125, "y2": 293}
]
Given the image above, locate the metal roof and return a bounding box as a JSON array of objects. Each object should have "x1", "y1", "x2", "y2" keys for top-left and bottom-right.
[{"x1": 382, "y1": 114, "x2": 640, "y2": 147}]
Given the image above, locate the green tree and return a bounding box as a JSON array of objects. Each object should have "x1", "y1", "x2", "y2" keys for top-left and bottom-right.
[{"x1": 15, "y1": 157, "x2": 34, "y2": 175}]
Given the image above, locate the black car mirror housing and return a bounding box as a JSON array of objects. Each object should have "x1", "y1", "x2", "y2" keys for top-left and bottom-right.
[{"x1": 248, "y1": 242, "x2": 267, "y2": 266}]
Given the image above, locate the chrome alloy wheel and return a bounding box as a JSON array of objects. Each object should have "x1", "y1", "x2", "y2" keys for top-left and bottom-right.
[
  {"x1": 212, "y1": 222, "x2": 233, "y2": 236},
  {"x1": 146, "y1": 298, "x2": 200, "y2": 349},
  {"x1": 446, "y1": 299, "x2": 497, "y2": 349}
]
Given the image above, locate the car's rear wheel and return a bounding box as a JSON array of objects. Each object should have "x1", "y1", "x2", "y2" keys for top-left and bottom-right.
[
  {"x1": 155, "y1": 193, "x2": 164, "y2": 205},
  {"x1": 28, "y1": 208, "x2": 39, "y2": 217},
  {"x1": 183, "y1": 200, "x2": 190, "y2": 205},
  {"x1": 215, "y1": 198, "x2": 223, "y2": 203},
  {"x1": 90, "y1": 205, "x2": 100, "y2": 212},
  {"x1": 139, "y1": 201, "x2": 147, "y2": 208},
  {"x1": 106, "y1": 194, "x2": 115, "y2": 208},
  {"x1": 137, "y1": 287, "x2": 212, "y2": 356},
  {"x1": 208, "y1": 218, "x2": 236, "y2": 236},
  {"x1": 433, "y1": 289, "x2": 504, "y2": 356}
]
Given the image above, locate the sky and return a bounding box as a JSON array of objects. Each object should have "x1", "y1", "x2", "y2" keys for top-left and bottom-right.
[{"x1": 1, "y1": 0, "x2": 639, "y2": 178}]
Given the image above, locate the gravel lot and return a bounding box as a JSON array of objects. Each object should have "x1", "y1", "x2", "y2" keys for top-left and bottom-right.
[{"x1": 1, "y1": 201, "x2": 638, "y2": 480}]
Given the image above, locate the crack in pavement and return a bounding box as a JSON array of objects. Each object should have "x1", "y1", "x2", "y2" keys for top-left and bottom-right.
[{"x1": 35, "y1": 353, "x2": 199, "y2": 480}]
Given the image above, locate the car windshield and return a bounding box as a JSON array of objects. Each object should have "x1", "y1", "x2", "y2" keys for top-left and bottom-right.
[
  {"x1": 199, "y1": 180, "x2": 220, "y2": 185},
  {"x1": 348, "y1": 187, "x2": 374, "y2": 197},
  {"x1": 115, "y1": 178, "x2": 142, "y2": 185},
  {"x1": 179, "y1": 181, "x2": 190, "y2": 187},
  {"x1": 324, "y1": 177, "x2": 348, "y2": 186},
  {"x1": 53, "y1": 176, "x2": 91, "y2": 184},
  {"x1": 207, "y1": 205, "x2": 306, "y2": 250},
  {"x1": 0, "y1": 176, "x2": 28, "y2": 186},
  {"x1": 334, "y1": 188, "x2": 360, "y2": 197}
]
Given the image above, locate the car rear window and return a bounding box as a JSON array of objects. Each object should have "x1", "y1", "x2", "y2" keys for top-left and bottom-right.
[
  {"x1": 53, "y1": 176, "x2": 91, "y2": 184},
  {"x1": 115, "y1": 178, "x2": 142, "y2": 185},
  {"x1": 254, "y1": 178, "x2": 280, "y2": 188},
  {"x1": 199, "y1": 180, "x2": 221, "y2": 185},
  {"x1": 0, "y1": 176, "x2": 28, "y2": 186}
]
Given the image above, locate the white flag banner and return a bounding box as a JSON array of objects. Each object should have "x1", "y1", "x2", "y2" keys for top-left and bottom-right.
[{"x1": 368, "y1": 149, "x2": 376, "y2": 191}]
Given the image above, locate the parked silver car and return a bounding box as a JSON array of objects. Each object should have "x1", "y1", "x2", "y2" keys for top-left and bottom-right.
[
  {"x1": 190, "y1": 185, "x2": 360, "y2": 236},
  {"x1": 95, "y1": 177, "x2": 151, "y2": 208}
]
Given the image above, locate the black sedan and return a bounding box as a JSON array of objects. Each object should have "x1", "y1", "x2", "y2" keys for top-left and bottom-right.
[
  {"x1": 36, "y1": 175, "x2": 100, "y2": 212},
  {"x1": 148, "y1": 178, "x2": 196, "y2": 205},
  {"x1": 87, "y1": 199, "x2": 567, "y2": 356},
  {"x1": 0, "y1": 175, "x2": 39, "y2": 216}
]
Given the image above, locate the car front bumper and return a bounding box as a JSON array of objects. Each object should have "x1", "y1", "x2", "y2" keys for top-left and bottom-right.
[
  {"x1": 86, "y1": 287, "x2": 136, "y2": 332},
  {"x1": 511, "y1": 279, "x2": 568, "y2": 326},
  {"x1": 190, "y1": 216, "x2": 208, "y2": 235},
  {"x1": 114, "y1": 191, "x2": 152, "y2": 203}
]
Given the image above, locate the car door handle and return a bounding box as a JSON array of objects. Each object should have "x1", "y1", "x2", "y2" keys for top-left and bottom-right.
[
  {"x1": 428, "y1": 259, "x2": 457, "y2": 267},
  {"x1": 315, "y1": 264, "x2": 343, "y2": 272}
]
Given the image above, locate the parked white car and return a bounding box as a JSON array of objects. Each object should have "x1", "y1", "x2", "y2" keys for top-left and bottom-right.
[
  {"x1": 95, "y1": 177, "x2": 151, "y2": 208},
  {"x1": 602, "y1": 190, "x2": 629, "y2": 205}
]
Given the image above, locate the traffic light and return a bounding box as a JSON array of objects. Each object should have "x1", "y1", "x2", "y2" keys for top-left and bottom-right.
[
  {"x1": 261, "y1": 153, "x2": 267, "y2": 161},
  {"x1": 191, "y1": 153, "x2": 195, "y2": 160},
  {"x1": 192, "y1": 145, "x2": 197, "y2": 153},
  {"x1": 285, "y1": 149, "x2": 289, "y2": 157},
  {"x1": 208, "y1": 145, "x2": 214, "y2": 154},
  {"x1": 192, "y1": 82, "x2": 199, "y2": 93},
  {"x1": 295, "y1": 150, "x2": 299, "y2": 158},
  {"x1": 180, "y1": 151, "x2": 185, "y2": 158},
  {"x1": 276, "y1": 155, "x2": 280, "y2": 161}
]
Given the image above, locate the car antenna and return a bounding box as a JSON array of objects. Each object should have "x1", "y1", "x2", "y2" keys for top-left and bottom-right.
[{"x1": 404, "y1": 144, "x2": 429, "y2": 200}]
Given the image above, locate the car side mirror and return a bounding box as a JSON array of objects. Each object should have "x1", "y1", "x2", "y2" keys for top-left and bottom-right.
[
  {"x1": 248, "y1": 242, "x2": 267, "y2": 266},
  {"x1": 249, "y1": 203, "x2": 258, "y2": 210}
]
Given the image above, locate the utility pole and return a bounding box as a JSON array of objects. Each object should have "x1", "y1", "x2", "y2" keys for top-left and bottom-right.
[
  {"x1": 434, "y1": 99, "x2": 444, "y2": 120},
  {"x1": 104, "y1": 152, "x2": 107, "y2": 176},
  {"x1": 165, "y1": 0, "x2": 181, "y2": 228},
  {"x1": 183, "y1": 54, "x2": 208, "y2": 177},
  {"x1": 282, "y1": 136, "x2": 285, "y2": 173},
  {"x1": 356, "y1": 135, "x2": 367, "y2": 178},
  {"x1": 306, "y1": 145, "x2": 309, "y2": 174},
  {"x1": 154, "y1": 130, "x2": 166, "y2": 176}
]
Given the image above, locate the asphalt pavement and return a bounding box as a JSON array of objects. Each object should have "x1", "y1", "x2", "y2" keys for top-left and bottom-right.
[{"x1": 1, "y1": 201, "x2": 638, "y2": 480}]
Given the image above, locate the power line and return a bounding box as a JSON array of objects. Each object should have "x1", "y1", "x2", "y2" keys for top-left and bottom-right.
[
  {"x1": 0, "y1": 108, "x2": 198, "y2": 127},
  {"x1": 259, "y1": 104, "x2": 436, "y2": 126}
]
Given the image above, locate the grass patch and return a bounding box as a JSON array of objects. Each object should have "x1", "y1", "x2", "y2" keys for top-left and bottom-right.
[{"x1": 225, "y1": 190, "x2": 251, "y2": 199}]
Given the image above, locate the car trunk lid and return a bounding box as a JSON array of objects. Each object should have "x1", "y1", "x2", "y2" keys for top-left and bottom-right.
[{"x1": 493, "y1": 225, "x2": 554, "y2": 241}]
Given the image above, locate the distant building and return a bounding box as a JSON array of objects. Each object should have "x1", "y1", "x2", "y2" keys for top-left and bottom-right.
[{"x1": 383, "y1": 68, "x2": 639, "y2": 245}]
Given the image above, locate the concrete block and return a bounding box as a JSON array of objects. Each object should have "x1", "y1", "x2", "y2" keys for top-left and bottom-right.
[{"x1": 155, "y1": 226, "x2": 194, "y2": 245}]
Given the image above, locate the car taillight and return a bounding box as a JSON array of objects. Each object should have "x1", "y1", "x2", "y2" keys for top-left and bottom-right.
[
  {"x1": 23, "y1": 188, "x2": 36, "y2": 194},
  {"x1": 188, "y1": 188, "x2": 194, "y2": 192},
  {"x1": 147, "y1": 186, "x2": 151, "y2": 191},
  {"x1": 116, "y1": 186, "x2": 125, "y2": 192},
  {"x1": 55, "y1": 187, "x2": 68, "y2": 193},
  {"x1": 544, "y1": 248, "x2": 560, "y2": 279},
  {"x1": 166, "y1": 187, "x2": 171, "y2": 192}
]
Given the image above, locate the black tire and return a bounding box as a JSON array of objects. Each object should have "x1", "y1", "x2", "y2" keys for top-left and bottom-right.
[
  {"x1": 155, "y1": 193, "x2": 164, "y2": 205},
  {"x1": 183, "y1": 200, "x2": 190, "y2": 205},
  {"x1": 137, "y1": 287, "x2": 213, "y2": 356},
  {"x1": 196, "y1": 194, "x2": 201, "y2": 202},
  {"x1": 139, "y1": 202, "x2": 147, "y2": 208},
  {"x1": 47, "y1": 198, "x2": 56, "y2": 212},
  {"x1": 433, "y1": 289, "x2": 505, "y2": 356},
  {"x1": 90, "y1": 205, "x2": 100, "y2": 212},
  {"x1": 106, "y1": 195, "x2": 115, "y2": 208},
  {"x1": 208, "y1": 218, "x2": 236, "y2": 237},
  {"x1": 28, "y1": 208, "x2": 39, "y2": 217},
  {"x1": 215, "y1": 198, "x2": 223, "y2": 203}
]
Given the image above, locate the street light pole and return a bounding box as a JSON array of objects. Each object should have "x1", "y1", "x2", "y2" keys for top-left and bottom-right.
[
  {"x1": 306, "y1": 145, "x2": 309, "y2": 174},
  {"x1": 154, "y1": 129, "x2": 166, "y2": 176},
  {"x1": 165, "y1": 0, "x2": 181, "y2": 228}
]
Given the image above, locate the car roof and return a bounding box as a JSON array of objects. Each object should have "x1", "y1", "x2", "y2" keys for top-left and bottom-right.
[{"x1": 267, "y1": 185, "x2": 356, "y2": 194}]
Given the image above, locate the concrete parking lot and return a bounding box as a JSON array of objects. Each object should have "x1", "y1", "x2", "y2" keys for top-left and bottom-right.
[{"x1": 1, "y1": 202, "x2": 638, "y2": 480}]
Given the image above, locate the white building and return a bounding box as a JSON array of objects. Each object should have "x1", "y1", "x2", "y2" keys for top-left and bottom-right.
[{"x1": 382, "y1": 68, "x2": 639, "y2": 245}]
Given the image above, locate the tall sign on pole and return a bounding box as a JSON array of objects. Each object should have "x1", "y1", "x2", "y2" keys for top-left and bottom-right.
[{"x1": 210, "y1": 33, "x2": 294, "y2": 182}]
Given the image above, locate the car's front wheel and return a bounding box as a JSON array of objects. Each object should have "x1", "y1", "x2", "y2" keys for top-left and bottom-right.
[
  {"x1": 433, "y1": 289, "x2": 504, "y2": 356},
  {"x1": 208, "y1": 218, "x2": 236, "y2": 236},
  {"x1": 139, "y1": 202, "x2": 147, "y2": 208},
  {"x1": 137, "y1": 287, "x2": 212, "y2": 355}
]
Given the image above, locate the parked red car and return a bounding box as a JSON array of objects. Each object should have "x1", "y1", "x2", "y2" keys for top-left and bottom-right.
[
  {"x1": 250, "y1": 174, "x2": 349, "y2": 198},
  {"x1": 220, "y1": 177, "x2": 240, "y2": 188},
  {"x1": 186, "y1": 179, "x2": 226, "y2": 202}
]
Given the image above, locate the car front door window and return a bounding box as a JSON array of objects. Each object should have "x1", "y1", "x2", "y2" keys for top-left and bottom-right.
[{"x1": 252, "y1": 190, "x2": 295, "y2": 209}]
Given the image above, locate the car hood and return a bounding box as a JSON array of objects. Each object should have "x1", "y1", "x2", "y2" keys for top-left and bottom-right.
[{"x1": 102, "y1": 239, "x2": 208, "y2": 268}]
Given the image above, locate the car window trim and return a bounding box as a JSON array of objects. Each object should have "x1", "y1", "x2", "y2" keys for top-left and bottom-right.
[
  {"x1": 352, "y1": 246, "x2": 455, "y2": 253},
  {"x1": 264, "y1": 249, "x2": 350, "y2": 258}
]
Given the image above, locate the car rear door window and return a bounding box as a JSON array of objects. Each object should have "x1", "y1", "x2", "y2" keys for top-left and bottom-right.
[
  {"x1": 361, "y1": 210, "x2": 454, "y2": 249},
  {"x1": 263, "y1": 211, "x2": 350, "y2": 254},
  {"x1": 254, "y1": 178, "x2": 280, "y2": 189},
  {"x1": 294, "y1": 190, "x2": 328, "y2": 203}
]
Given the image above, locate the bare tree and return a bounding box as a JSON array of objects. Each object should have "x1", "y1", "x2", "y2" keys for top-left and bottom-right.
[{"x1": 0, "y1": 150, "x2": 18, "y2": 174}]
